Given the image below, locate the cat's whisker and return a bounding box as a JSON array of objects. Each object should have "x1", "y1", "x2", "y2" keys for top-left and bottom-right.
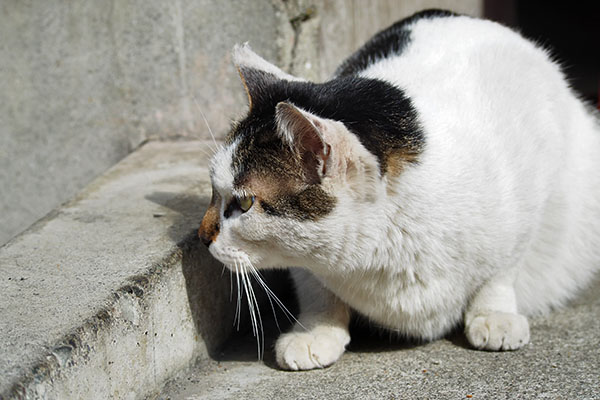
[
  {"x1": 247, "y1": 267, "x2": 282, "y2": 333},
  {"x1": 252, "y1": 270, "x2": 281, "y2": 333},
  {"x1": 241, "y1": 269, "x2": 253, "y2": 335},
  {"x1": 196, "y1": 145, "x2": 216, "y2": 160},
  {"x1": 240, "y1": 263, "x2": 264, "y2": 358},
  {"x1": 232, "y1": 262, "x2": 238, "y2": 328},
  {"x1": 229, "y1": 265, "x2": 233, "y2": 302},
  {"x1": 247, "y1": 267, "x2": 265, "y2": 358},
  {"x1": 234, "y1": 261, "x2": 242, "y2": 330},
  {"x1": 242, "y1": 279, "x2": 251, "y2": 340},
  {"x1": 247, "y1": 263, "x2": 307, "y2": 332},
  {"x1": 191, "y1": 95, "x2": 218, "y2": 154}
]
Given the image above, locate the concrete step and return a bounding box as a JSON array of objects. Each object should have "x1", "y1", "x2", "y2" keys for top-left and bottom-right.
[
  {"x1": 158, "y1": 278, "x2": 600, "y2": 399},
  {"x1": 0, "y1": 141, "x2": 239, "y2": 399},
  {"x1": 2, "y1": 140, "x2": 599, "y2": 400}
]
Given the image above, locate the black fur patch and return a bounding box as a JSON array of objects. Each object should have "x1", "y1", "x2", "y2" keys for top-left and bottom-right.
[
  {"x1": 230, "y1": 75, "x2": 424, "y2": 177},
  {"x1": 335, "y1": 9, "x2": 457, "y2": 77},
  {"x1": 226, "y1": 11, "x2": 448, "y2": 220}
]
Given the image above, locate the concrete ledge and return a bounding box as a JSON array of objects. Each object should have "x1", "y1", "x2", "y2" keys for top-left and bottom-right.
[
  {"x1": 3, "y1": 139, "x2": 598, "y2": 399},
  {"x1": 0, "y1": 141, "x2": 234, "y2": 399},
  {"x1": 159, "y1": 278, "x2": 600, "y2": 399}
]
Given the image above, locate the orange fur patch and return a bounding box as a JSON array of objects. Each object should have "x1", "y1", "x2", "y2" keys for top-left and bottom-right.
[
  {"x1": 385, "y1": 148, "x2": 420, "y2": 177},
  {"x1": 199, "y1": 192, "x2": 221, "y2": 244}
]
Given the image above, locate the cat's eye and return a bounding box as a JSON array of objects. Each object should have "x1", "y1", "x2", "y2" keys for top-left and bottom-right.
[
  {"x1": 238, "y1": 195, "x2": 254, "y2": 212},
  {"x1": 224, "y1": 195, "x2": 255, "y2": 219}
]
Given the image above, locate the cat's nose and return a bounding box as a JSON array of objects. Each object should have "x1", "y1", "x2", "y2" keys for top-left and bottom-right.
[
  {"x1": 199, "y1": 207, "x2": 219, "y2": 247},
  {"x1": 198, "y1": 228, "x2": 212, "y2": 247}
]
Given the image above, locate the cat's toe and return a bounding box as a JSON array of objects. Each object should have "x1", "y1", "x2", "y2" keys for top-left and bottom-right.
[
  {"x1": 275, "y1": 327, "x2": 349, "y2": 370},
  {"x1": 465, "y1": 312, "x2": 530, "y2": 351}
]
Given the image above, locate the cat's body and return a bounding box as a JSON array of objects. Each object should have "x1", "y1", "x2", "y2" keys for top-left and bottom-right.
[{"x1": 199, "y1": 10, "x2": 600, "y2": 370}]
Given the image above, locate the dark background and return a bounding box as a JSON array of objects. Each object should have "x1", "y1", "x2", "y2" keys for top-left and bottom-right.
[{"x1": 485, "y1": 0, "x2": 600, "y2": 108}]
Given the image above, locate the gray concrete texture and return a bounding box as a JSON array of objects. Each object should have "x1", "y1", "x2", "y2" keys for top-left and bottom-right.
[
  {"x1": 1, "y1": 139, "x2": 598, "y2": 400},
  {"x1": 0, "y1": 0, "x2": 482, "y2": 247},
  {"x1": 0, "y1": 141, "x2": 238, "y2": 399},
  {"x1": 158, "y1": 277, "x2": 600, "y2": 399}
]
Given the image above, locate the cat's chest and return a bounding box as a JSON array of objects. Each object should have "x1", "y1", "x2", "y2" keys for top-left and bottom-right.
[{"x1": 316, "y1": 263, "x2": 464, "y2": 335}]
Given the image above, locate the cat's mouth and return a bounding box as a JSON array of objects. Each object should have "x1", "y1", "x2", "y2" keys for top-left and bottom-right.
[{"x1": 209, "y1": 245, "x2": 253, "y2": 271}]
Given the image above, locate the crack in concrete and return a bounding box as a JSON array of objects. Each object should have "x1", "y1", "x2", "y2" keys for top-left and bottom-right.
[{"x1": 283, "y1": 3, "x2": 317, "y2": 75}]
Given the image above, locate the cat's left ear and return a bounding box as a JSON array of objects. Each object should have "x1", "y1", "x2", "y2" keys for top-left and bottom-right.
[
  {"x1": 275, "y1": 102, "x2": 331, "y2": 184},
  {"x1": 232, "y1": 43, "x2": 303, "y2": 109}
]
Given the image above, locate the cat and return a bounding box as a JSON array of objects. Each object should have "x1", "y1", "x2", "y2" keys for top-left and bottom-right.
[{"x1": 198, "y1": 9, "x2": 600, "y2": 370}]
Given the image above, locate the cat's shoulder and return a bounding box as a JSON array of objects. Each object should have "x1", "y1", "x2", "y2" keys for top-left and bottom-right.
[{"x1": 334, "y1": 9, "x2": 458, "y2": 77}]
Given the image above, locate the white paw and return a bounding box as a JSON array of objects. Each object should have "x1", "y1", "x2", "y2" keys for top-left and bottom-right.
[
  {"x1": 275, "y1": 326, "x2": 350, "y2": 370},
  {"x1": 466, "y1": 312, "x2": 530, "y2": 351}
]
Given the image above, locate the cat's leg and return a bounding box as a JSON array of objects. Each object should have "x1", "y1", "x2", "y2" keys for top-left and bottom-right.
[
  {"x1": 465, "y1": 268, "x2": 530, "y2": 351},
  {"x1": 275, "y1": 268, "x2": 351, "y2": 370}
]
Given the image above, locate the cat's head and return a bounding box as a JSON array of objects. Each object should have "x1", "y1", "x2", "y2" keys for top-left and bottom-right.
[{"x1": 198, "y1": 44, "x2": 383, "y2": 270}]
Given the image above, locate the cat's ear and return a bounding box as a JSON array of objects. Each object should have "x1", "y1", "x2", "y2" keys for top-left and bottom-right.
[
  {"x1": 275, "y1": 102, "x2": 331, "y2": 184},
  {"x1": 232, "y1": 43, "x2": 302, "y2": 109}
]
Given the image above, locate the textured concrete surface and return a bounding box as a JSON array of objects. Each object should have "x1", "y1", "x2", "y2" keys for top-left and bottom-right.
[
  {"x1": 0, "y1": 141, "x2": 240, "y2": 399},
  {"x1": 157, "y1": 278, "x2": 600, "y2": 399},
  {"x1": 0, "y1": 0, "x2": 483, "y2": 248},
  {"x1": 315, "y1": 0, "x2": 482, "y2": 79},
  {"x1": 0, "y1": 0, "x2": 286, "y2": 246}
]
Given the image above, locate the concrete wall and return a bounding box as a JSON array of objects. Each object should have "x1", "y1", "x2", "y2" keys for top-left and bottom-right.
[{"x1": 0, "y1": 0, "x2": 481, "y2": 246}]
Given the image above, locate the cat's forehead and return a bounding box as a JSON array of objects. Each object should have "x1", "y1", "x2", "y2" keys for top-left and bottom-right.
[
  {"x1": 210, "y1": 139, "x2": 239, "y2": 194},
  {"x1": 210, "y1": 134, "x2": 283, "y2": 195},
  {"x1": 211, "y1": 128, "x2": 304, "y2": 199}
]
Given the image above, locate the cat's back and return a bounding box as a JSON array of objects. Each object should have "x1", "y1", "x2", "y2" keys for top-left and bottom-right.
[
  {"x1": 338, "y1": 11, "x2": 600, "y2": 315},
  {"x1": 344, "y1": 11, "x2": 566, "y2": 110},
  {"x1": 337, "y1": 10, "x2": 556, "y2": 84},
  {"x1": 341, "y1": 10, "x2": 594, "y2": 183}
]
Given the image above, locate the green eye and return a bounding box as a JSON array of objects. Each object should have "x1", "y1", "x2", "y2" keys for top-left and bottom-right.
[{"x1": 238, "y1": 195, "x2": 254, "y2": 212}]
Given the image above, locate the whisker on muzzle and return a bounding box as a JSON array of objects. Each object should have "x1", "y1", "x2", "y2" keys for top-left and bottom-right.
[{"x1": 228, "y1": 259, "x2": 307, "y2": 360}]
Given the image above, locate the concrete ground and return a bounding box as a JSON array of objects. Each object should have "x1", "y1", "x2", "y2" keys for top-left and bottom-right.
[
  {"x1": 1, "y1": 140, "x2": 598, "y2": 399},
  {"x1": 0, "y1": 141, "x2": 237, "y2": 399},
  {"x1": 157, "y1": 278, "x2": 600, "y2": 400}
]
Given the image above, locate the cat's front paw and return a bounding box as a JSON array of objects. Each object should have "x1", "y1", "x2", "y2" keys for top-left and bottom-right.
[
  {"x1": 465, "y1": 312, "x2": 530, "y2": 351},
  {"x1": 275, "y1": 326, "x2": 350, "y2": 370}
]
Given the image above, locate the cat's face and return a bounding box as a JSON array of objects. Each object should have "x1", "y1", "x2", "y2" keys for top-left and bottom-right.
[
  {"x1": 199, "y1": 109, "x2": 342, "y2": 270},
  {"x1": 198, "y1": 46, "x2": 331, "y2": 269},
  {"x1": 198, "y1": 45, "x2": 382, "y2": 271}
]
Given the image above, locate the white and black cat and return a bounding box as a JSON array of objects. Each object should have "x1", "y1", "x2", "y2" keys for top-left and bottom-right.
[{"x1": 199, "y1": 10, "x2": 600, "y2": 370}]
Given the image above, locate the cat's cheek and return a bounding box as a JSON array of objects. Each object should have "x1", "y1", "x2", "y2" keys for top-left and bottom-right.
[{"x1": 207, "y1": 226, "x2": 269, "y2": 268}]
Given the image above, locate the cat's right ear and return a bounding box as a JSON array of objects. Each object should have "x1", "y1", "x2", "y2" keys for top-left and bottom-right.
[
  {"x1": 275, "y1": 102, "x2": 331, "y2": 184},
  {"x1": 232, "y1": 43, "x2": 303, "y2": 109}
]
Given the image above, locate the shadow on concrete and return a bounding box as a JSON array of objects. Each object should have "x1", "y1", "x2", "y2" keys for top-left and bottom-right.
[
  {"x1": 146, "y1": 191, "x2": 295, "y2": 362},
  {"x1": 217, "y1": 314, "x2": 470, "y2": 371},
  {"x1": 345, "y1": 318, "x2": 422, "y2": 354},
  {"x1": 217, "y1": 308, "x2": 296, "y2": 370},
  {"x1": 145, "y1": 191, "x2": 208, "y2": 244}
]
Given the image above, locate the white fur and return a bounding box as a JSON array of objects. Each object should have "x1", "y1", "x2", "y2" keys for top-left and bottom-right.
[
  {"x1": 232, "y1": 43, "x2": 304, "y2": 82},
  {"x1": 210, "y1": 16, "x2": 600, "y2": 369}
]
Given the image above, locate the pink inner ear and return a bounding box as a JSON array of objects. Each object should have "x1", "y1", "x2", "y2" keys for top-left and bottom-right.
[
  {"x1": 276, "y1": 102, "x2": 327, "y2": 153},
  {"x1": 276, "y1": 102, "x2": 330, "y2": 183},
  {"x1": 297, "y1": 121, "x2": 325, "y2": 154}
]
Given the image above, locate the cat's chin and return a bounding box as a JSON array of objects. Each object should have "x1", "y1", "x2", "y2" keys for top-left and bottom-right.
[
  {"x1": 209, "y1": 245, "x2": 250, "y2": 266},
  {"x1": 208, "y1": 243, "x2": 270, "y2": 271}
]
